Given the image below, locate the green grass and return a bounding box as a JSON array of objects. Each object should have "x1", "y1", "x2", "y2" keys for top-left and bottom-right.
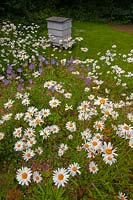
[{"x1": 0, "y1": 21, "x2": 133, "y2": 200}]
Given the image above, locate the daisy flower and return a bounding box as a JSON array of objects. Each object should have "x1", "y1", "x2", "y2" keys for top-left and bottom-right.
[
  {"x1": 35, "y1": 147, "x2": 43, "y2": 155},
  {"x1": 127, "y1": 113, "x2": 133, "y2": 122},
  {"x1": 66, "y1": 121, "x2": 76, "y2": 132},
  {"x1": 129, "y1": 138, "x2": 133, "y2": 148},
  {"x1": 68, "y1": 163, "x2": 81, "y2": 176},
  {"x1": 13, "y1": 127, "x2": 22, "y2": 138},
  {"x1": 23, "y1": 148, "x2": 35, "y2": 161},
  {"x1": 2, "y1": 113, "x2": 12, "y2": 121},
  {"x1": 118, "y1": 192, "x2": 128, "y2": 200},
  {"x1": 53, "y1": 168, "x2": 69, "y2": 188},
  {"x1": 33, "y1": 171, "x2": 42, "y2": 183},
  {"x1": 88, "y1": 161, "x2": 99, "y2": 174},
  {"x1": 94, "y1": 97, "x2": 108, "y2": 107},
  {"x1": 49, "y1": 97, "x2": 61, "y2": 108},
  {"x1": 102, "y1": 142, "x2": 117, "y2": 157},
  {"x1": 15, "y1": 113, "x2": 24, "y2": 120},
  {"x1": 51, "y1": 125, "x2": 60, "y2": 133},
  {"x1": 4, "y1": 99, "x2": 14, "y2": 109},
  {"x1": 81, "y1": 47, "x2": 88, "y2": 52},
  {"x1": 22, "y1": 98, "x2": 30, "y2": 106},
  {"x1": 65, "y1": 104, "x2": 73, "y2": 111},
  {"x1": 64, "y1": 92, "x2": 72, "y2": 99},
  {"x1": 93, "y1": 121, "x2": 104, "y2": 131},
  {"x1": 16, "y1": 166, "x2": 32, "y2": 186},
  {"x1": 41, "y1": 108, "x2": 51, "y2": 117},
  {"x1": 0, "y1": 132, "x2": 5, "y2": 140},
  {"x1": 88, "y1": 94, "x2": 95, "y2": 100},
  {"x1": 103, "y1": 154, "x2": 117, "y2": 165},
  {"x1": 24, "y1": 128, "x2": 35, "y2": 137},
  {"x1": 14, "y1": 141, "x2": 24, "y2": 151}
]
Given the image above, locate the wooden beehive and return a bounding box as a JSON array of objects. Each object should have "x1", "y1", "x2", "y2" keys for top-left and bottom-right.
[{"x1": 46, "y1": 16, "x2": 72, "y2": 47}]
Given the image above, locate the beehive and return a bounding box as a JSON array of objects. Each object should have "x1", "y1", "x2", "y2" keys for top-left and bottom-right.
[{"x1": 46, "y1": 16, "x2": 72, "y2": 48}]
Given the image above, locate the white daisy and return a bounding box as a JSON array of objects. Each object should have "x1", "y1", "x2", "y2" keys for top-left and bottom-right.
[
  {"x1": 102, "y1": 142, "x2": 117, "y2": 157},
  {"x1": 4, "y1": 99, "x2": 14, "y2": 109},
  {"x1": 53, "y1": 168, "x2": 69, "y2": 188},
  {"x1": 103, "y1": 154, "x2": 117, "y2": 165},
  {"x1": 49, "y1": 97, "x2": 61, "y2": 108},
  {"x1": 118, "y1": 192, "x2": 128, "y2": 200},
  {"x1": 66, "y1": 121, "x2": 76, "y2": 132},
  {"x1": 16, "y1": 166, "x2": 32, "y2": 186},
  {"x1": 33, "y1": 171, "x2": 42, "y2": 183},
  {"x1": 0, "y1": 132, "x2": 5, "y2": 140},
  {"x1": 14, "y1": 140, "x2": 24, "y2": 151},
  {"x1": 64, "y1": 92, "x2": 72, "y2": 99},
  {"x1": 23, "y1": 148, "x2": 35, "y2": 161},
  {"x1": 41, "y1": 108, "x2": 51, "y2": 117},
  {"x1": 68, "y1": 163, "x2": 81, "y2": 176},
  {"x1": 88, "y1": 161, "x2": 99, "y2": 174}
]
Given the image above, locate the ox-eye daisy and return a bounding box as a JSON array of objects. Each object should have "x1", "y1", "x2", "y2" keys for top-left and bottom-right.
[
  {"x1": 0, "y1": 132, "x2": 5, "y2": 140},
  {"x1": 53, "y1": 168, "x2": 69, "y2": 188},
  {"x1": 66, "y1": 121, "x2": 76, "y2": 132},
  {"x1": 88, "y1": 161, "x2": 99, "y2": 174},
  {"x1": 23, "y1": 148, "x2": 35, "y2": 161},
  {"x1": 68, "y1": 163, "x2": 81, "y2": 176},
  {"x1": 103, "y1": 154, "x2": 117, "y2": 165},
  {"x1": 16, "y1": 167, "x2": 32, "y2": 186},
  {"x1": 33, "y1": 171, "x2": 42, "y2": 183},
  {"x1": 49, "y1": 97, "x2": 61, "y2": 108},
  {"x1": 102, "y1": 142, "x2": 117, "y2": 157},
  {"x1": 118, "y1": 192, "x2": 128, "y2": 200}
]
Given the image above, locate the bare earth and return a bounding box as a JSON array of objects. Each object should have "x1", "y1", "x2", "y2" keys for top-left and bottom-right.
[{"x1": 110, "y1": 24, "x2": 133, "y2": 33}]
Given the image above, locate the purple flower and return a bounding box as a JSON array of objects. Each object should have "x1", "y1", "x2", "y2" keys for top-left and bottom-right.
[
  {"x1": 8, "y1": 64, "x2": 13, "y2": 70},
  {"x1": 68, "y1": 56, "x2": 73, "y2": 63},
  {"x1": 17, "y1": 68, "x2": 22, "y2": 73},
  {"x1": 38, "y1": 68, "x2": 43, "y2": 73},
  {"x1": 6, "y1": 68, "x2": 12, "y2": 74},
  {"x1": 29, "y1": 79, "x2": 33, "y2": 84},
  {"x1": 88, "y1": 67, "x2": 91, "y2": 71},
  {"x1": 10, "y1": 72, "x2": 16, "y2": 78},
  {"x1": 45, "y1": 60, "x2": 49, "y2": 65},
  {"x1": 51, "y1": 59, "x2": 56, "y2": 65},
  {"x1": 68, "y1": 65, "x2": 74, "y2": 71},
  {"x1": 17, "y1": 84, "x2": 23, "y2": 89},
  {"x1": 3, "y1": 79, "x2": 9, "y2": 85},
  {"x1": 39, "y1": 55, "x2": 45, "y2": 62},
  {"x1": 29, "y1": 63, "x2": 35, "y2": 70},
  {"x1": 85, "y1": 78, "x2": 91, "y2": 85}
]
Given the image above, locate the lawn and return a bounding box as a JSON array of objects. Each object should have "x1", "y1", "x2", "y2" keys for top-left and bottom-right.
[{"x1": 0, "y1": 21, "x2": 133, "y2": 200}]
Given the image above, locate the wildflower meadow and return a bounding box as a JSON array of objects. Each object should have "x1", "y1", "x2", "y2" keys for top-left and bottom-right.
[{"x1": 0, "y1": 21, "x2": 133, "y2": 200}]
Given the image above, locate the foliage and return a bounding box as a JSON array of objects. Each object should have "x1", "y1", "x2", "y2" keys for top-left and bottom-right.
[{"x1": 0, "y1": 0, "x2": 133, "y2": 23}]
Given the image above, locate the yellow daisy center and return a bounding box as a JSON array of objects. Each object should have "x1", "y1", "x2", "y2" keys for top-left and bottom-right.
[
  {"x1": 35, "y1": 176, "x2": 40, "y2": 180},
  {"x1": 84, "y1": 143, "x2": 89, "y2": 149},
  {"x1": 27, "y1": 153, "x2": 31, "y2": 157},
  {"x1": 100, "y1": 98, "x2": 105, "y2": 104},
  {"x1": 97, "y1": 124, "x2": 102, "y2": 128},
  {"x1": 58, "y1": 173, "x2": 64, "y2": 181},
  {"x1": 124, "y1": 125, "x2": 129, "y2": 130},
  {"x1": 35, "y1": 119, "x2": 40, "y2": 125},
  {"x1": 92, "y1": 141, "x2": 98, "y2": 146},
  {"x1": 72, "y1": 166, "x2": 77, "y2": 172},
  {"x1": 22, "y1": 172, "x2": 28, "y2": 179},
  {"x1": 108, "y1": 156, "x2": 112, "y2": 161},
  {"x1": 92, "y1": 166, "x2": 96, "y2": 171},
  {"x1": 106, "y1": 148, "x2": 112, "y2": 154}
]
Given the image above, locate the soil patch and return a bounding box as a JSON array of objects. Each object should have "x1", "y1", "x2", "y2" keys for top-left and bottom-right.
[{"x1": 110, "y1": 24, "x2": 133, "y2": 33}]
